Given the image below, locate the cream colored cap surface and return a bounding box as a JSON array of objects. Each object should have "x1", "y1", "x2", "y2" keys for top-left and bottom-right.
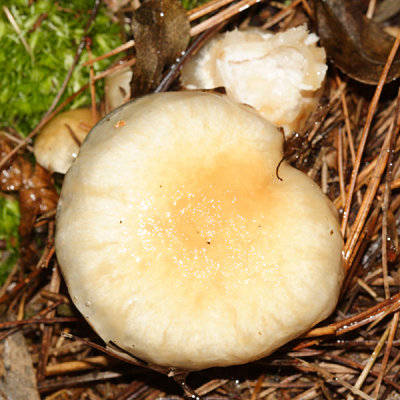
[
  {"x1": 34, "y1": 108, "x2": 94, "y2": 174},
  {"x1": 181, "y1": 26, "x2": 327, "y2": 136},
  {"x1": 56, "y1": 91, "x2": 343, "y2": 370}
]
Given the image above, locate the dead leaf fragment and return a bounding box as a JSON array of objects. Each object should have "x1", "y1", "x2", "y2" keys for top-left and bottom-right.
[
  {"x1": 313, "y1": 0, "x2": 400, "y2": 84},
  {"x1": 0, "y1": 315, "x2": 40, "y2": 400},
  {"x1": 373, "y1": 0, "x2": 400, "y2": 23},
  {"x1": 130, "y1": 0, "x2": 190, "y2": 97},
  {"x1": 0, "y1": 137, "x2": 59, "y2": 266}
]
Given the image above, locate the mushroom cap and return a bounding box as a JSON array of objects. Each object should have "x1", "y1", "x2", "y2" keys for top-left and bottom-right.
[
  {"x1": 180, "y1": 26, "x2": 327, "y2": 136},
  {"x1": 56, "y1": 91, "x2": 343, "y2": 370},
  {"x1": 34, "y1": 108, "x2": 94, "y2": 174}
]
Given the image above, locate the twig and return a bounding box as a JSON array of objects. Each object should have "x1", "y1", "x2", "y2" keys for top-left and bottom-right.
[
  {"x1": 45, "y1": 356, "x2": 113, "y2": 376},
  {"x1": 306, "y1": 291, "x2": 400, "y2": 337},
  {"x1": 196, "y1": 379, "x2": 229, "y2": 397},
  {"x1": 346, "y1": 325, "x2": 390, "y2": 400},
  {"x1": 188, "y1": 0, "x2": 236, "y2": 22},
  {"x1": 372, "y1": 312, "x2": 399, "y2": 399},
  {"x1": 37, "y1": 370, "x2": 136, "y2": 393},
  {"x1": 381, "y1": 88, "x2": 400, "y2": 298},
  {"x1": 0, "y1": 268, "x2": 43, "y2": 305},
  {"x1": 81, "y1": 40, "x2": 135, "y2": 66},
  {"x1": 250, "y1": 374, "x2": 265, "y2": 400},
  {"x1": 86, "y1": 39, "x2": 99, "y2": 123},
  {"x1": 366, "y1": 0, "x2": 377, "y2": 19},
  {"x1": 190, "y1": 0, "x2": 261, "y2": 37},
  {"x1": 337, "y1": 127, "x2": 347, "y2": 210},
  {"x1": 2, "y1": 6, "x2": 32, "y2": 58},
  {"x1": 36, "y1": 264, "x2": 61, "y2": 382},
  {"x1": 262, "y1": 0, "x2": 302, "y2": 29}
]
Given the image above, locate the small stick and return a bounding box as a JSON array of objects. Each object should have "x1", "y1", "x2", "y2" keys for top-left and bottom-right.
[
  {"x1": 306, "y1": 291, "x2": 400, "y2": 337},
  {"x1": 346, "y1": 325, "x2": 390, "y2": 400},
  {"x1": 85, "y1": 39, "x2": 99, "y2": 123},
  {"x1": 0, "y1": 130, "x2": 33, "y2": 152},
  {"x1": 372, "y1": 312, "x2": 399, "y2": 398},
  {"x1": 188, "y1": 0, "x2": 236, "y2": 22},
  {"x1": 196, "y1": 379, "x2": 229, "y2": 397},
  {"x1": 61, "y1": 332, "x2": 149, "y2": 369},
  {"x1": 250, "y1": 374, "x2": 265, "y2": 400},
  {"x1": 112, "y1": 380, "x2": 149, "y2": 400},
  {"x1": 0, "y1": 262, "x2": 19, "y2": 299},
  {"x1": 81, "y1": 40, "x2": 135, "y2": 66},
  {"x1": 381, "y1": 88, "x2": 400, "y2": 298},
  {"x1": 356, "y1": 278, "x2": 378, "y2": 299},
  {"x1": 337, "y1": 128, "x2": 347, "y2": 211},
  {"x1": 301, "y1": 0, "x2": 313, "y2": 18},
  {"x1": 36, "y1": 264, "x2": 61, "y2": 382},
  {"x1": 17, "y1": 291, "x2": 28, "y2": 321},
  {"x1": 366, "y1": 0, "x2": 377, "y2": 19},
  {"x1": 3, "y1": 6, "x2": 32, "y2": 57},
  {"x1": 0, "y1": 317, "x2": 77, "y2": 330},
  {"x1": 0, "y1": 268, "x2": 42, "y2": 305},
  {"x1": 190, "y1": 0, "x2": 261, "y2": 37},
  {"x1": 262, "y1": 0, "x2": 302, "y2": 29},
  {"x1": 45, "y1": 356, "x2": 112, "y2": 376},
  {"x1": 335, "y1": 74, "x2": 356, "y2": 167},
  {"x1": 92, "y1": 57, "x2": 136, "y2": 82},
  {"x1": 37, "y1": 370, "x2": 129, "y2": 393}
]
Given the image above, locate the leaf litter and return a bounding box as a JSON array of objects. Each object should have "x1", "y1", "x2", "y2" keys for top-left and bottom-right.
[
  {"x1": 313, "y1": 0, "x2": 400, "y2": 84},
  {"x1": 1, "y1": 0, "x2": 400, "y2": 399},
  {"x1": 130, "y1": 0, "x2": 190, "y2": 97}
]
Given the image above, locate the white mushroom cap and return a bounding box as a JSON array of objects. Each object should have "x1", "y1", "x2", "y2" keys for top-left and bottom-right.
[
  {"x1": 56, "y1": 91, "x2": 343, "y2": 370},
  {"x1": 34, "y1": 108, "x2": 95, "y2": 174},
  {"x1": 181, "y1": 26, "x2": 327, "y2": 136},
  {"x1": 105, "y1": 66, "x2": 132, "y2": 113}
]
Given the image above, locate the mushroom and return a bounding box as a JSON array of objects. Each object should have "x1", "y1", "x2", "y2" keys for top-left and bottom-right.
[
  {"x1": 34, "y1": 108, "x2": 95, "y2": 174},
  {"x1": 55, "y1": 91, "x2": 343, "y2": 370},
  {"x1": 180, "y1": 25, "x2": 327, "y2": 136},
  {"x1": 104, "y1": 66, "x2": 132, "y2": 113}
]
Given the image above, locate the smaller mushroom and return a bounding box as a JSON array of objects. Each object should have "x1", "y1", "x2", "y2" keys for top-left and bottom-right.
[
  {"x1": 104, "y1": 66, "x2": 132, "y2": 113},
  {"x1": 180, "y1": 25, "x2": 327, "y2": 136},
  {"x1": 34, "y1": 108, "x2": 95, "y2": 174}
]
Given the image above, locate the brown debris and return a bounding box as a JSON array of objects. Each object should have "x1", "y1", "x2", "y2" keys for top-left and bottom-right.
[
  {"x1": 313, "y1": 0, "x2": 400, "y2": 84},
  {"x1": 1, "y1": 136, "x2": 58, "y2": 268},
  {"x1": 1, "y1": 0, "x2": 400, "y2": 399},
  {"x1": 130, "y1": 0, "x2": 190, "y2": 97},
  {"x1": 0, "y1": 315, "x2": 40, "y2": 400}
]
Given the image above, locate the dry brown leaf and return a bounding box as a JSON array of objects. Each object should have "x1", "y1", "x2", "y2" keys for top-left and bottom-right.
[
  {"x1": 0, "y1": 137, "x2": 58, "y2": 266},
  {"x1": 130, "y1": 0, "x2": 190, "y2": 97},
  {"x1": 373, "y1": 0, "x2": 400, "y2": 23},
  {"x1": 0, "y1": 316, "x2": 40, "y2": 400},
  {"x1": 313, "y1": 0, "x2": 400, "y2": 84}
]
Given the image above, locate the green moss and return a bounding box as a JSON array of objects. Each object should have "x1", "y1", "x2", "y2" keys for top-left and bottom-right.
[
  {"x1": 0, "y1": 0, "x2": 123, "y2": 136},
  {"x1": 0, "y1": 196, "x2": 20, "y2": 286},
  {"x1": 181, "y1": 0, "x2": 210, "y2": 11}
]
